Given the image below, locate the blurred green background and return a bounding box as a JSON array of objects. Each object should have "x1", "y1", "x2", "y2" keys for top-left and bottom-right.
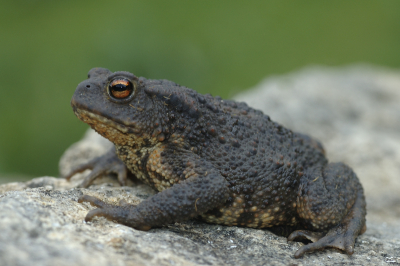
[{"x1": 1, "y1": 1, "x2": 400, "y2": 183}]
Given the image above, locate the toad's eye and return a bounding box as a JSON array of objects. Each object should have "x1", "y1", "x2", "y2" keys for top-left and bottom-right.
[{"x1": 108, "y1": 79, "x2": 134, "y2": 99}]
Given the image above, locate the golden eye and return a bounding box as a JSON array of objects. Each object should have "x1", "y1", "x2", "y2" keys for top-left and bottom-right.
[{"x1": 109, "y1": 79, "x2": 134, "y2": 99}]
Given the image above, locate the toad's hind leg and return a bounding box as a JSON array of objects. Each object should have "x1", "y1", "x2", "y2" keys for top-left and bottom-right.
[{"x1": 289, "y1": 163, "x2": 366, "y2": 258}]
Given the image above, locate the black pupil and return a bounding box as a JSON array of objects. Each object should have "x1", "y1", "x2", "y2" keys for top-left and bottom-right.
[{"x1": 113, "y1": 83, "x2": 128, "y2": 91}]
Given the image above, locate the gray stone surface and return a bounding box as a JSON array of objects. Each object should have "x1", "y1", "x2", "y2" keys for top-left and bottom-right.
[{"x1": 1, "y1": 65, "x2": 400, "y2": 265}]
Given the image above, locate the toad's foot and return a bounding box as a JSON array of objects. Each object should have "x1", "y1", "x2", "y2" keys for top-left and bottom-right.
[
  {"x1": 64, "y1": 148, "x2": 127, "y2": 188},
  {"x1": 288, "y1": 223, "x2": 366, "y2": 258},
  {"x1": 78, "y1": 195, "x2": 150, "y2": 230}
]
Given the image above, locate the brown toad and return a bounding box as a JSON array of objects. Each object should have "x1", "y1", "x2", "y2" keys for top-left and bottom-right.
[{"x1": 66, "y1": 68, "x2": 366, "y2": 258}]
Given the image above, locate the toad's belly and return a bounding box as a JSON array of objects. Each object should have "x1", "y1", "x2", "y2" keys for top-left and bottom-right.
[{"x1": 201, "y1": 194, "x2": 298, "y2": 228}]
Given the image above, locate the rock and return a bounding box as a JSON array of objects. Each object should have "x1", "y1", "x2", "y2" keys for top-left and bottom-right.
[{"x1": 1, "y1": 65, "x2": 400, "y2": 265}]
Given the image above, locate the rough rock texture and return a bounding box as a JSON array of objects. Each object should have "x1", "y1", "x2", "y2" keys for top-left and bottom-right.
[{"x1": 1, "y1": 65, "x2": 400, "y2": 265}]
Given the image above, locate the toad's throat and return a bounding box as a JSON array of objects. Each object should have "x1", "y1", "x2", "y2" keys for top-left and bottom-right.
[
  {"x1": 74, "y1": 108, "x2": 159, "y2": 156},
  {"x1": 73, "y1": 108, "x2": 144, "y2": 148},
  {"x1": 73, "y1": 108, "x2": 139, "y2": 135}
]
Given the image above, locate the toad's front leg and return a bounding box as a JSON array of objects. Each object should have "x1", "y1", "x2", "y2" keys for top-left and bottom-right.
[{"x1": 78, "y1": 150, "x2": 230, "y2": 230}]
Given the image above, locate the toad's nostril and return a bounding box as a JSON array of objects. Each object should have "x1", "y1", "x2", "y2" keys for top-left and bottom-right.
[{"x1": 86, "y1": 84, "x2": 91, "y2": 88}]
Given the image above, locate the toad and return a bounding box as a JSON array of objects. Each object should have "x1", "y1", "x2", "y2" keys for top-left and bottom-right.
[{"x1": 66, "y1": 68, "x2": 366, "y2": 258}]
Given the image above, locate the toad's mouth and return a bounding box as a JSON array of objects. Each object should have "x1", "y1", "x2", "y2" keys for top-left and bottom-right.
[{"x1": 73, "y1": 107, "x2": 139, "y2": 134}]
